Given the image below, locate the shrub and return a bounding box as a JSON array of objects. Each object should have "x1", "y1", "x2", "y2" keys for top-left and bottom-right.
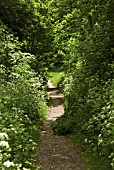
[{"x1": 0, "y1": 20, "x2": 47, "y2": 170}]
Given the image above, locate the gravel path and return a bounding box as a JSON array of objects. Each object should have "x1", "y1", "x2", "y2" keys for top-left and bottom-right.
[{"x1": 36, "y1": 83, "x2": 86, "y2": 170}]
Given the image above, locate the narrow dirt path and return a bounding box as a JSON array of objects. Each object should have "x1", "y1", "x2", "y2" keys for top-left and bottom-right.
[{"x1": 36, "y1": 81, "x2": 86, "y2": 170}]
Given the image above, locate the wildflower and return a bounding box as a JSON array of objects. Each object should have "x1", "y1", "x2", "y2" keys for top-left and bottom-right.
[
  {"x1": 23, "y1": 167, "x2": 30, "y2": 170},
  {"x1": 0, "y1": 141, "x2": 9, "y2": 147},
  {"x1": 0, "y1": 132, "x2": 8, "y2": 140},
  {"x1": 3, "y1": 160, "x2": 14, "y2": 167}
]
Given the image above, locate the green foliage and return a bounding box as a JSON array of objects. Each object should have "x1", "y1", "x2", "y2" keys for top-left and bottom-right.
[
  {"x1": 52, "y1": 115, "x2": 75, "y2": 135},
  {"x1": 0, "y1": 21, "x2": 47, "y2": 169},
  {"x1": 51, "y1": 0, "x2": 114, "y2": 169},
  {"x1": 71, "y1": 131, "x2": 112, "y2": 170},
  {"x1": 0, "y1": 20, "x2": 21, "y2": 79},
  {"x1": 0, "y1": 79, "x2": 47, "y2": 170},
  {"x1": 1, "y1": 0, "x2": 114, "y2": 169},
  {"x1": 0, "y1": 0, "x2": 54, "y2": 72}
]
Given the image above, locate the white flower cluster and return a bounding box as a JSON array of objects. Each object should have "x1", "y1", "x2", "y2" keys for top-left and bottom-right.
[
  {"x1": 0, "y1": 141, "x2": 9, "y2": 147},
  {"x1": 3, "y1": 160, "x2": 14, "y2": 168},
  {"x1": 0, "y1": 133, "x2": 9, "y2": 148},
  {"x1": 0, "y1": 132, "x2": 8, "y2": 140}
]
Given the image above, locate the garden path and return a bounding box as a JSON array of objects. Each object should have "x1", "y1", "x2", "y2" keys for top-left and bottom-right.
[{"x1": 36, "y1": 81, "x2": 86, "y2": 170}]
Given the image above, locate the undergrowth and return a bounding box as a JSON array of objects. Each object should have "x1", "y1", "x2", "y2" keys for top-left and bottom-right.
[
  {"x1": 0, "y1": 21, "x2": 47, "y2": 170},
  {"x1": 71, "y1": 131, "x2": 112, "y2": 170},
  {"x1": 52, "y1": 76, "x2": 114, "y2": 170}
]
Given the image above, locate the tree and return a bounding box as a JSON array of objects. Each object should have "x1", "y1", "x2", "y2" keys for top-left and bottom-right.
[{"x1": 0, "y1": 0, "x2": 54, "y2": 72}]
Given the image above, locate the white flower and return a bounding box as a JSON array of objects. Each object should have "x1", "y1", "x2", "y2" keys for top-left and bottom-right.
[
  {"x1": 3, "y1": 160, "x2": 14, "y2": 167},
  {"x1": 85, "y1": 139, "x2": 88, "y2": 143},
  {"x1": 0, "y1": 141, "x2": 9, "y2": 147},
  {"x1": 23, "y1": 168, "x2": 30, "y2": 170},
  {"x1": 0, "y1": 132, "x2": 8, "y2": 140}
]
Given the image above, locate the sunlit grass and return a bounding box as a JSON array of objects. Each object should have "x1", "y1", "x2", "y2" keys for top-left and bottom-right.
[{"x1": 48, "y1": 71, "x2": 65, "y2": 87}]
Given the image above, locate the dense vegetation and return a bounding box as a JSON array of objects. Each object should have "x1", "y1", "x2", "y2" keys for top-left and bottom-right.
[
  {"x1": 0, "y1": 3, "x2": 48, "y2": 169},
  {"x1": 0, "y1": 0, "x2": 114, "y2": 169},
  {"x1": 51, "y1": 0, "x2": 114, "y2": 169}
]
